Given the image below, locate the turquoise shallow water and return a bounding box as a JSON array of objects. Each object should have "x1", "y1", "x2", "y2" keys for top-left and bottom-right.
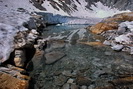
[{"x1": 31, "y1": 24, "x2": 133, "y2": 89}]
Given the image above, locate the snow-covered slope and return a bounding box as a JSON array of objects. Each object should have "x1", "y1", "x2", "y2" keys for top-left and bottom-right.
[{"x1": 31, "y1": 0, "x2": 130, "y2": 18}]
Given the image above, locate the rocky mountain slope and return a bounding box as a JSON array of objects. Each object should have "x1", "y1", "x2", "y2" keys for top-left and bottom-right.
[{"x1": 31, "y1": 0, "x2": 131, "y2": 18}]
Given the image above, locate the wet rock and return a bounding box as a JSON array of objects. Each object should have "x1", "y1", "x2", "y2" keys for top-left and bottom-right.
[
  {"x1": 0, "y1": 67, "x2": 30, "y2": 89},
  {"x1": 62, "y1": 83, "x2": 70, "y2": 89},
  {"x1": 50, "y1": 40, "x2": 65, "y2": 49},
  {"x1": 62, "y1": 70, "x2": 73, "y2": 77},
  {"x1": 54, "y1": 75, "x2": 68, "y2": 86},
  {"x1": 104, "y1": 51, "x2": 112, "y2": 56},
  {"x1": 95, "y1": 85, "x2": 115, "y2": 89},
  {"x1": 111, "y1": 44, "x2": 124, "y2": 51},
  {"x1": 80, "y1": 85, "x2": 87, "y2": 89},
  {"x1": 108, "y1": 77, "x2": 133, "y2": 86},
  {"x1": 76, "y1": 76, "x2": 92, "y2": 86},
  {"x1": 67, "y1": 78, "x2": 74, "y2": 84},
  {"x1": 45, "y1": 51, "x2": 66, "y2": 64},
  {"x1": 14, "y1": 49, "x2": 26, "y2": 67},
  {"x1": 70, "y1": 84, "x2": 79, "y2": 89},
  {"x1": 88, "y1": 85, "x2": 95, "y2": 89}
]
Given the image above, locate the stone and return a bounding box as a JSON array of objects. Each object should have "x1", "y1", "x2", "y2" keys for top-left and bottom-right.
[
  {"x1": 117, "y1": 27, "x2": 127, "y2": 35},
  {"x1": 88, "y1": 85, "x2": 95, "y2": 89},
  {"x1": 80, "y1": 86, "x2": 87, "y2": 89},
  {"x1": 14, "y1": 49, "x2": 26, "y2": 67},
  {"x1": 76, "y1": 76, "x2": 92, "y2": 86},
  {"x1": 108, "y1": 77, "x2": 133, "y2": 86},
  {"x1": 50, "y1": 40, "x2": 65, "y2": 49},
  {"x1": 45, "y1": 51, "x2": 66, "y2": 64},
  {"x1": 70, "y1": 84, "x2": 79, "y2": 89},
  {"x1": 54, "y1": 75, "x2": 68, "y2": 86},
  {"x1": 62, "y1": 83, "x2": 70, "y2": 89},
  {"x1": 104, "y1": 51, "x2": 112, "y2": 56},
  {"x1": 67, "y1": 78, "x2": 74, "y2": 84},
  {"x1": 111, "y1": 44, "x2": 124, "y2": 51},
  {"x1": 62, "y1": 70, "x2": 73, "y2": 77},
  {"x1": 130, "y1": 47, "x2": 133, "y2": 54}
]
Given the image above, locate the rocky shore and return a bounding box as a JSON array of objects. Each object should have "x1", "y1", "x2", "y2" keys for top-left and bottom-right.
[
  {"x1": 88, "y1": 12, "x2": 133, "y2": 54},
  {"x1": 0, "y1": 13, "x2": 46, "y2": 89}
]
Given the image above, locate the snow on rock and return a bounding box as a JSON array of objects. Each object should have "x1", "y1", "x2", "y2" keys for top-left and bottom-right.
[
  {"x1": 0, "y1": 0, "x2": 41, "y2": 63},
  {"x1": 115, "y1": 34, "x2": 131, "y2": 44}
]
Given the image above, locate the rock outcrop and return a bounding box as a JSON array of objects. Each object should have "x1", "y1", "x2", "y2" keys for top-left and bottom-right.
[
  {"x1": 88, "y1": 12, "x2": 133, "y2": 54},
  {"x1": 89, "y1": 12, "x2": 133, "y2": 34}
]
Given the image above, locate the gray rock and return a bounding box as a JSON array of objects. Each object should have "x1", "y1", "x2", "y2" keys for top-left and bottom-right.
[
  {"x1": 45, "y1": 51, "x2": 65, "y2": 64},
  {"x1": 67, "y1": 78, "x2": 74, "y2": 84},
  {"x1": 70, "y1": 84, "x2": 78, "y2": 89},
  {"x1": 80, "y1": 86, "x2": 87, "y2": 89},
  {"x1": 88, "y1": 85, "x2": 95, "y2": 89},
  {"x1": 76, "y1": 76, "x2": 92, "y2": 86},
  {"x1": 104, "y1": 51, "x2": 112, "y2": 56},
  {"x1": 117, "y1": 27, "x2": 126, "y2": 35},
  {"x1": 62, "y1": 83, "x2": 70, "y2": 89},
  {"x1": 54, "y1": 75, "x2": 68, "y2": 86},
  {"x1": 28, "y1": 18, "x2": 37, "y2": 29},
  {"x1": 111, "y1": 44, "x2": 124, "y2": 51},
  {"x1": 130, "y1": 47, "x2": 133, "y2": 54},
  {"x1": 103, "y1": 40, "x2": 111, "y2": 45},
  {"x1": 62, "y1": 70, "x2": 73, "y2": 77}
]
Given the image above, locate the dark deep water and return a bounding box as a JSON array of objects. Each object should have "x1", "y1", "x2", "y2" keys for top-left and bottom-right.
[{"x1": 30, "y1": 24, "x2": 133, "y2": 89}]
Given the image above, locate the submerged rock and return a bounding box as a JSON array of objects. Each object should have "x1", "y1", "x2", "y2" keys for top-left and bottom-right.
[{"x1": 45, "y1": 51, "x2": 66, "y2": 64}]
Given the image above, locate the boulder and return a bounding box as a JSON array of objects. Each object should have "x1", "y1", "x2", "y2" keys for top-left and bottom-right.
[{"x1": 90, "y1": 22, "x2": 118, "y2": 34}]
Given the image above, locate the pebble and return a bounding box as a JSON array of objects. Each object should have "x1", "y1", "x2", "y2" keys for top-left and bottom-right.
[
  {"x1": 80, "y1": 86, "x2": 87, "y2": 89},
  {"x1": 67, "y1": 78, "x2": 74, "y2": 84},
  {"x1": 62, "y1": 83, "x2": 70, "y2": 89},
  {"x1": 70, "y1": 84, "x2": 78, "y2": 89}
]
